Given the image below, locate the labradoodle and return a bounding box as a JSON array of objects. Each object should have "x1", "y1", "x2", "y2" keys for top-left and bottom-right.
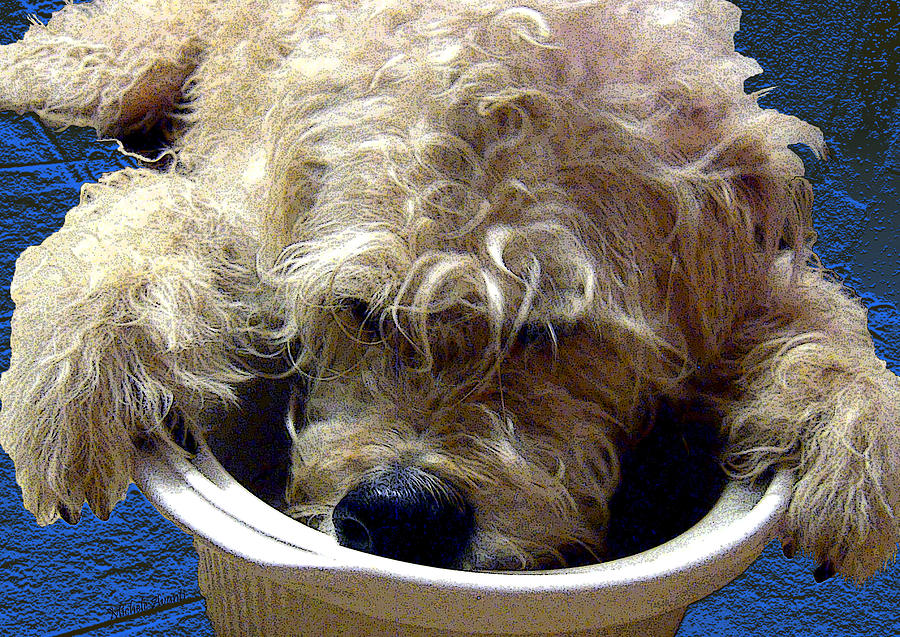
[{"x1": 1, "y1": 0, "x2": 898, "y2": 582}]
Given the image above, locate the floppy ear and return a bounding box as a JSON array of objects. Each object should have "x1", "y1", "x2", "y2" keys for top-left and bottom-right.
[
  {"x1": 0, "y1": 0, "x2": 208, "y2": 136},
  {"x1": 547, "y1": 0, "x2": 824, "y2": 348}
]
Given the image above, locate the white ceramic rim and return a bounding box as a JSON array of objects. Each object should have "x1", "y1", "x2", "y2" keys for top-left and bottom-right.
[{"x1": 135, "y1": 441, "x2": 792, "y2": 633}]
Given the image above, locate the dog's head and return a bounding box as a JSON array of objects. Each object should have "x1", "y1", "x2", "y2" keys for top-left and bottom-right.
[
  {"x1": 252, "y1": 0, "x2": 822, "y2": 569},
  {"x1": 281, "y1": 299, "x2": 635, "y2": 569}
]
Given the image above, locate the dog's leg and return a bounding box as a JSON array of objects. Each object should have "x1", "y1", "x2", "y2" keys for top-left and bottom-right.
[
  {"x1": 0, "y1": 0, "x2": 208, "y2": 136},
  {"x1": 0, "y1": 169, "x2": 260, "y2": 525},
  {"x1": 722, "y1": 254, "x2": 900, "y2": 584}
]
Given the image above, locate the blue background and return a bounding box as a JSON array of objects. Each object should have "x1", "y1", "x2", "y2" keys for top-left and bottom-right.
[{"x1": 0, "y1": 0, "x2": 897, "y2": 634}]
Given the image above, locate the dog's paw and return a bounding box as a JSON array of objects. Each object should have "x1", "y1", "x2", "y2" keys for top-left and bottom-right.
[
  {"x1": 3, "y1": 411, "x2": 135, "y2": 526},
  {"x1": 780, "y1": 469, "x2": 900, "y2": 585},
  {"x1": 774, "y1": 369, "x2": 900, "y2": 585},
  {"x1": 781, "y1": 539, "x2": 837, "y2": 582},
  {"x1": 13, "y1": 462, "x2": 128, "y2": 527}
]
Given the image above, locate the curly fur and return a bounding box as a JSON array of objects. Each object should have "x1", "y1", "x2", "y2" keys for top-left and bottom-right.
[{"x1": 0, "y1": 0, "x2": 897, "y2": 582}]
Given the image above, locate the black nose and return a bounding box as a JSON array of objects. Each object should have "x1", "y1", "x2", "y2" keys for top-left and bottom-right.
[{"x1": 332, "y1": 466, "x2": 473, "y2": 568}]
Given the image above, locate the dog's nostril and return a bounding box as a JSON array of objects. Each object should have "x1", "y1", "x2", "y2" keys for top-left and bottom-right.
[
  {"x1": 333, "y1": 513, "x2": 374, "y2": 553},
  {"x1": 332, "y1": 466, "x2": 473, "y2": 568}
]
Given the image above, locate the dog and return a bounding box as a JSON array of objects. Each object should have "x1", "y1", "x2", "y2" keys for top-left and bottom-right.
[{"x1": 0, "y1": 0, "x2": 897, "y2": 582}]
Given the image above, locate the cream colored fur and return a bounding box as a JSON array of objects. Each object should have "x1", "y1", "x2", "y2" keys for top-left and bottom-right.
[{"x1": 0, "y1": 0, "x2": 897, "y2": 581}]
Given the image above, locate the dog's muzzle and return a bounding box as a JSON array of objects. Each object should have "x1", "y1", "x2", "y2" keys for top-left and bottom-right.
[{"x1": 332, "y1": 466, "x2": 473, "y2": 568}]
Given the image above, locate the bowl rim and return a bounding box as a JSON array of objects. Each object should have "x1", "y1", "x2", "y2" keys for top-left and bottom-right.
[{"x1": 136, "y1": 440, "x2": 792, "y2": 631}]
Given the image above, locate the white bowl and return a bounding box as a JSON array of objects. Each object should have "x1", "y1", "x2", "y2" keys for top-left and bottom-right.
[{"x1": 135, "y1": 439, "x2": 791, "y2": 637}]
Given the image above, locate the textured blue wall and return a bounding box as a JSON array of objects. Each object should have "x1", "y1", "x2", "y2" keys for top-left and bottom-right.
[{"x1": 0, "y1": 1, "x2": 896, "y2": 635}]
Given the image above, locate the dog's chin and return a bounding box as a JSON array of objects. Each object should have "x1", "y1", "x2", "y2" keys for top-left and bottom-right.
[
  {"x1": 468, "y1": 549, "x2": 600, "y2": 572},
  {"x1": 451, "y1": 542, "x2": 602, "y2": 572}
]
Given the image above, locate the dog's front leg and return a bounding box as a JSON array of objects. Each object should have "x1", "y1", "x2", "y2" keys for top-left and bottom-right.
[
  {"x1": 0, "y1": 169, "x2": 261, "y2": 525},
  {"x1": 0, "y1": 0, "x2": 209, "y2": 136},
  {"x1": 721, "y1": 254, "x2": 900, "y2": 584}
]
